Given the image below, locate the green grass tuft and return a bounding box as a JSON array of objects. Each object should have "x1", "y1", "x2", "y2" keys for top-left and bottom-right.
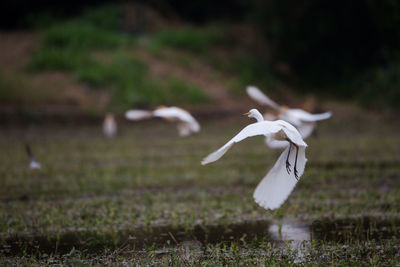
[{"x1": 152, "y1": 25, "x2": 233, "y2": 54}]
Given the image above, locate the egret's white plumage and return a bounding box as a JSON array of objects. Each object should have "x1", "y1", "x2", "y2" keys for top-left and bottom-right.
[
  {"x1": 25, "y1": 144, "x2": 41, "y2": 170},
  {"x1": 103, "y1": 113, "x2": 117, "y2": 138},
  {"x1": 125, "y1": 106, "x2": 200, "y2": 136},
  {"x1": 246, "y1": 86, "x2": 331, "y2": 144},
  {"x1": 125, "y1": 110, "x2": 153, "y2": 120},
  {"x1": 202, "y1": 109, "x2": 307, "y2": 210},
  {"x1": 246, "y1": 86, "x2": 281, "y2": 110},
  {"x1": 29, "y1": 160, "x2": 41, "y2": 170}
]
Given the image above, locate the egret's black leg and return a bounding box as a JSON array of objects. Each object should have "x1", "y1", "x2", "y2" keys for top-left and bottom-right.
[
  {"x1": 286, "y1": 143, "x2": 292, "y2": 174},
  {"x1": 294, "y1": 145, "x2": 299, "y2": 180}
]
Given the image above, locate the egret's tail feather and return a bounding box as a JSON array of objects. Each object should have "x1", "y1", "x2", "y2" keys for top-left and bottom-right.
[
  {"x1": 253, "y1": 145, "x2": 306, "y2": 210},
  {"x1": 313, "y1": 111, "x2": 332, "y2": 121},
  {"x1": 125, "y1": 110, "x2": 153, "y2": 120}
]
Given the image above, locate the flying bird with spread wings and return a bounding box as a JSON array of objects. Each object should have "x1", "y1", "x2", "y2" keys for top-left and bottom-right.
[
  {"x1": 246, "y1": 86, "x2": 331, "y2": 148},
  {"x1": 202, "y1": 109, "x2": 307, "y2": 210},
  {"x1": 125, "y1": 106, "x2": 200, "y2": 137}
]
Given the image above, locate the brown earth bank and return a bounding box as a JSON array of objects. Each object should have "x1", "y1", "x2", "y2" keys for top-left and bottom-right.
[{"x1": 0, "y1": 31, "x2": 392, "y2": 125}]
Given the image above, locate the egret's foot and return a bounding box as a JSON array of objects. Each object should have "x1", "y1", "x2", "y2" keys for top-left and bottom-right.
[
  {"x1": 286, "y1": 161, "x2": 291, "y2": 174},
  {"x1": 294, "y1": 168, "x2": 299, "y2": 180}
]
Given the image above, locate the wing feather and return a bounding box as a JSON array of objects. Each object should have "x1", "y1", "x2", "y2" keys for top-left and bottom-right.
[
  {"x1": 288, "y1": 109, "x2": 332, "y2": 122},
  {"x1": 154, "y1": 107, "x2": 200, "y2": 133},
  {"x1": 201, "y1": 121, "x2": 282, "y2": 165},
  {"x1": 246, "y1": 86, "x2": 281, "y2": 110},
  {"x1": 125, "y1": 110, "x2": 153, "y2": 120},
  {"x1": 296, "y1": 121, "x2": 315, "y2": 139},
  {"x1": 265, "y1": 135, "x2": 288, "y2": 149},
  {"x1": 253, "y1": 145, "x2": 307, "y2": 210}
]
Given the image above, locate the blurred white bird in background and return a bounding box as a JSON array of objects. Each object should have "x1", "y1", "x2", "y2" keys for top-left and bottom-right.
[
  {"x1": 246, "y1": 86, "x2": 331, "y2": 148},
  {"x1": 25, "y1": 144, "x2": 41, "y2": 170},
  {"x1": 202, "y1": 109, "x2": 307, "y2": 210},
  {"x1": 103, "y1": 113, "x2": 117, "y2": 138},
  {"x1": 125, "y1": 106, "x2": 200, "y2": 137}
]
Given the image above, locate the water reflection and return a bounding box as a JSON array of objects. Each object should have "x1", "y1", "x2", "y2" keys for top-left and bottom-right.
[
  {"x1": 268, "y1": 222, "x2": 310, "y2": 260},
  {"x1": 1, "y1": 217, "x2": 399, "y2": 256}
]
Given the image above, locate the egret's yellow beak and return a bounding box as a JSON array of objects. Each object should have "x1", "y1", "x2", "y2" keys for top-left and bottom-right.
[{"x1": 243, "y1": 112, "x2": 251, "y2": 116}]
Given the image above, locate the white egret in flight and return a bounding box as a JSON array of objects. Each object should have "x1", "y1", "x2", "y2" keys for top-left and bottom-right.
[
  {"x1": 202, "y1": 109, "x2": 307, "y2": 210},
  {"x1": 25, "y1": 144, "x2": 41, "y2": 170},
  {"x1": 103, "y1": 113, "x2": 117, "y2": 138},
  {"x1": 125, "y1": 106, "x2": 200, "y2": 137},
  {"x1": 246, "y1": 86, "x2": 331, "y2": 145}
]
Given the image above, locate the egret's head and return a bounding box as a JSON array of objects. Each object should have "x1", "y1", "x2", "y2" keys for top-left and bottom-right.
[{"x1": 243, "y1": 109, "x2": 264, "y2": 122}]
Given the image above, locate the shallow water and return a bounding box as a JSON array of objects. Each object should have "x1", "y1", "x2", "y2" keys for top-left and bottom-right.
[{"x1": 2, "y1": 217, "x2": 399, "y2": 256}]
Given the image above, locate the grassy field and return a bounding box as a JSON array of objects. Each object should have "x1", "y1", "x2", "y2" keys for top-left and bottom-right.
[{"x1": 0, "y1": 107, "x2": 399, "y2": 265}]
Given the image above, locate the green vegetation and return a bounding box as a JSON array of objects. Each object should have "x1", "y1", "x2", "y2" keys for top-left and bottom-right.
[
  {"x1": 0, "y1": 111, "x2": 400, "y2": 264},
  {"x1": 148, "y1": 24, "x2": 277, "y2": 96},
  {"x1": 0, "y1": 69, "x2": 28, "y2": 103},
  {"x1": 214, "y1": 55, "x2": 277, "y2": 95},
  {"x1": 151, "y1": 25, "x2": 233, "y2": 54},
  {"x1": 2, "y1": 238, "x2": 399, "y2": 266},
  {"x1": 247, "y1": 0, "x2": 400, "y2": 109},
  {"x1": 28, "y1": 5, "x2": 130, "y2": 71},
  {"x1": 27, "y1": 5, "x2": 209, "y2": 109},
  {"x1": 356, "y1": 59, "x2": 400, "y2": 109}
]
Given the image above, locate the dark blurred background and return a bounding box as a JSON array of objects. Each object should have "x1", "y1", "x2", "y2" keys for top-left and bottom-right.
[{"x1": 1, "y1": 0, "x2": 399, "y2": 118}]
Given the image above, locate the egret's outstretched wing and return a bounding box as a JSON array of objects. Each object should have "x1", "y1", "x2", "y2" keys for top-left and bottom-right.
[
  {"x1": 154, "y1": 107, "x2": 200, "y2": 133},
  {"x1": 264, "y1": 120, "x2": 309, "y2": 149},
  {"x1": 296, "y1": 121, "x2": 315, "y2": 139},
  {"x1": 276, "y1": 120, "x2": 308, "y2": 147},
  {"x1": 201, "y1": 121, "x2": 282, "y2": 165},
  {"x1": 246, "y1": 86, "x2": 281, "y2": 110},
  {"x1": 265, "y1": 135, "x2": 288, "y2": 149},
  {"x1": 125, "y1": 110, "x2": 153, "y2": 120},
  {"x1": 288, "y1": 109, "x2": 332, "y2": 122},
  {"x1": 253, "y1": 145, "x2": 307, "y2": 210}
]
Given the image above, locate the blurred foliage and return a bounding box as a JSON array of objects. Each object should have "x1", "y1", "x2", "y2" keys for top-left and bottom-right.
[
  {"x1": 152, "y1": 25, "x2": 233, "y2": 54},
  {"x1": 248, "y1": 0, "x2": 400, "y2": 109},
  {"x1": 4, "y1": 0, "x2": 400, "y2": 109},
  {"x1": 0, "y1": 69, "x2": 27, "y2": 103},
  {"x1": 157, "y1": 0, "x2": 400, "y2": 109},
  {"x1": 257, "y1": 0, "x2": 399, "y2": 77},
  {"x1": 212, "y1": 55, "x2": 276, "y2": 95},
  {"x1": 28, "y1": 4, "x2": 209, "y2": 110},
  {"x1": 76, "y1": 53, "x2": 209, "y2": 108},
  {"x1": 357, "y1": 59, "x2": 400, "y2": 109},
  {"x1": 27, "y1": 4, "x2": 130, "y2": 71},
  {"x1": 148, "y1": 24, "x2": 276, "y2": 96}
]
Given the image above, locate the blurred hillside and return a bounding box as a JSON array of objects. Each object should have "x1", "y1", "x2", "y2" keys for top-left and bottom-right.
[{"x1": 0, "y1": 1, "x2": 399, "y2": 121}]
